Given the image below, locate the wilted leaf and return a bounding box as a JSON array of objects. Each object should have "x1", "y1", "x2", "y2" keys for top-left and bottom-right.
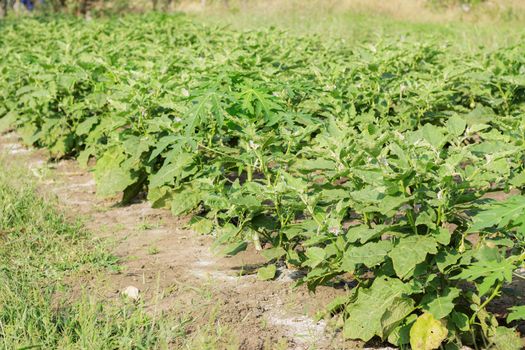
[{"x1": 489, "y1": 326, "x2": 524, "y2": 350}]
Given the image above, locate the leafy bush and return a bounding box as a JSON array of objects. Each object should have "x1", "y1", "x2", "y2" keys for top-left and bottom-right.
[{"x1": 0, "y1": 14, "x2": 524, "y2": 348}]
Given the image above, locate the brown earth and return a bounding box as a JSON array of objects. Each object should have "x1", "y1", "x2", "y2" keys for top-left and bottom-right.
[{"x1": 0, "y1": 132, "x2": 361, "y2": 350}]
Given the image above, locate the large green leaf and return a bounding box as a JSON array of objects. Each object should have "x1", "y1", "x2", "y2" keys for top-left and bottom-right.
[
  {"x1": 446, "y1": 115, "x2": 466, "y2": 136},
  {"x1": 452, "y1": 258, "x2": 515, "y2": 296},
  {"x1": 346, "y1": 224, "x2": 388, "y2": 244},
  {"x1": 149, "y1": 153, "x2": 194, "y2": 188},
  {"x1": 0, "y1": 111, "x2": 17, "y2": 132},
  {"x1": 422, "y1": 124, "x2": 446, "y2": 150},
  {"x1": 94, "y1": 148, "x2": 136, "y2": 197},
  {"x1": 388, "y1": 235, "x2": 438, "y2": 279},
  {"x1": 343, "y1": 277, "x2": 414, "y2": 341},
  {"x1": 469, "y1": 196, "x2": 525, "y2": 236},
  {"x1": 341, "y1": 240, "x2": 393, "y2": 271},
  {"x1": 170, "y1": 187, "x2": 201, "y2": 215}
]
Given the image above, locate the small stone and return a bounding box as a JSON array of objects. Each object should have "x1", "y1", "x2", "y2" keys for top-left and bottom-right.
[{"x1": 121, "y1": 285, "x2": 140, "y2": 300}]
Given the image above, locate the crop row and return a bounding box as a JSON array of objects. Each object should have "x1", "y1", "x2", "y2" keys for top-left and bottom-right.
[{"x1": 1, "y1": 14, "x2": 525, "y2": 349}]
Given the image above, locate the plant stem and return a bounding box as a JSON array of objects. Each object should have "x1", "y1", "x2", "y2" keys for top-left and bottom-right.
[{"x1": 469, "y1": 283, "x2": 502, "y2": 325}]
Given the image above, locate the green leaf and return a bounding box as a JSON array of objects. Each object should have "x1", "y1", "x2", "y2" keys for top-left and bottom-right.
[
  {"x1": 77, "y1": 146, "x2": 94, "y2": 168},
  {"x1": 341, "y1": 240, "x2": 393, "y2": 271},
  {"x1": 170, "y1": 187, "x2": 201, "y2": 215},
  {"x1": 296, "y1": 158, "x2": 337, "y2": 171},
  {"x1": 388, "y1": 314, "x2": 417, "y2": 346},
  {"x1": 94, "y1": 148, "x2": 135, "y2": 197},
  {"x1": 507, "y1": 305, "x2": 525, "y2": 323},
  {"x1": 422, "y1": 287, "x2": 460, "y2": 320},
  {"x1": 380, "y1": 297, "x2": 415, "y2": 339},
  {"x1": 433, "y1": 227, "x2": 451, "y2": 245},
  {"x1": 510, "y1": 171, "x2": 525, "y2": 187},
  {"x1": 343, "y1": 277, "x2": 414, "y2": 341},
  {"x1": 388, "y1": 236, "x2": 438, "y2": 279},
  {"x1": 282, "y1": 172, "x2": 308, "y2": 192},
  {"x1": 75, "y1": 117, "x2": 98, "y2": 136},
  {"x1": 189, "y1": 216, "x2": 214, "y2": 234},
  {"x1": 409, "y1": 313, "x2": 448, "y2": 350},
  {"x1": 149, "y1": 153, "x2": 194, "y2": 189},
  {"x1": 257, "y1": 264, "x2": 277, "y2": 281},
  {"x1": 0, "y1": 111, "x2": 17, "y2": 132},
  {"x1": 346, "y1": 224, "x2": 388, "y2": 244},
  {"x1": 378, "y1": 195, "x2": 412, "y2": 215},
  {"x1": 147, "y1": 186, "x2": 173, "y2": 209},
  {"x1": 215, "y1": 241, "x2": 248, "y2": 257},
  {"x1": 469, "y1": 196, "x2": 525, "y2": 236},
  {"x1": 450, "y1": 311, "x2": 469, "y2": 331},
  {"x1": 452, "y1": 258, "x2": 514, "y2": 296},
  {"x1": 303, "y1": 247, "x2": 326, "y2": 268},
  {"x1": 436, "y1": 248, "x2": 460, "y2": 273},
  {"x1": 446, "y1": 115, "x2": 466, "y2": 136},
  {"x1": 148, "y1": 135, "x2": 178, "y2": 161},
  {"x1": 415, "y1": 209, "x2": 437, "y2": 230},
  {"x1": 349, "y1": 186, "x2": 384, "y2": 204},
  {"x1": 261, "y1": 247, "x2": 286, "y2": 261},
  {"x1": 422, "y1": 124, "x2": 446, "y2": 150}
]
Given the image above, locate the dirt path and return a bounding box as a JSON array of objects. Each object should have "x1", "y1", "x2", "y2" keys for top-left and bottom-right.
[{"x1": 0, "y1": 132, "x2": 358, "y2": 350}]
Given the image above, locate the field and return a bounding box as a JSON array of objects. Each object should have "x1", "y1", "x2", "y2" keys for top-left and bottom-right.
[{"x1": 1, "y1": 1, "x2": 525, "y2": 349}]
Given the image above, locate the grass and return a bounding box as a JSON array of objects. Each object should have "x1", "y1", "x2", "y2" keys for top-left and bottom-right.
[
  {"x1": 0, "y1": 161, "x2": 175, "y2": 349},
  {"x1": 0, "y1": 159, "x2": 235, "y2": 349}
]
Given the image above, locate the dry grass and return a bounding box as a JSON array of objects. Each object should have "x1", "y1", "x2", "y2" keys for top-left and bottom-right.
[
  {"x1": 177, "y1": 0, "x2": 525, "y2": 23},
  {"x1": 169, "y1": 0, "x2": 525, "y2": 50}
]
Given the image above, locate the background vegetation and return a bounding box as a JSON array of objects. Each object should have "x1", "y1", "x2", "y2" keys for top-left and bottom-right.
[
  {"x1": 2, "y1": 0, "x2": 525, "y2": 21},
  {"x1": 1, "y1": 1, "x2": 524, "y2": 349}
]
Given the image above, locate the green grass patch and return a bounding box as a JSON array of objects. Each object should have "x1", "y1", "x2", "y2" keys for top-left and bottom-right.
[{"x1": 0, "y1": 164, "x2": 184, "y2": 349}]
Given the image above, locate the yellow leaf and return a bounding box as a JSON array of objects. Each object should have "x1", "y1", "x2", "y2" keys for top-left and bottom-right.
[{"x1": 409, "y1": 313, "x2": 448, "y2": 350}]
